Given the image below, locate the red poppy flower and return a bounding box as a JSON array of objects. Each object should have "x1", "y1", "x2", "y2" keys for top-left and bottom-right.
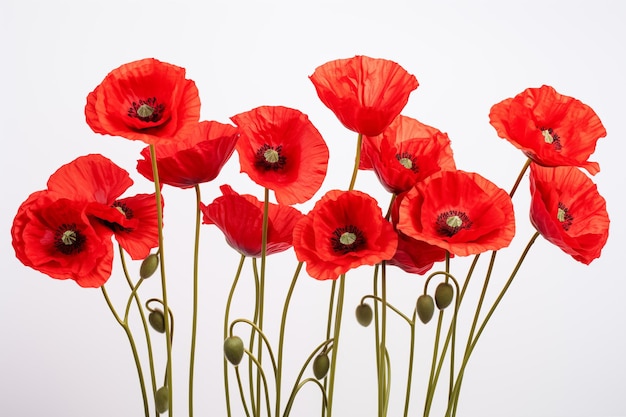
[
  {"x1": 231, "y1": 106, "x2": 329, "y2": 205},
  {"x1": 397, "y1": 170, "x2": 515, "y2": 256},
  {"x1": 47, "y1": 154, "x2": 160, "y2": 260},
  {"x1": 292, "y1": 190, "x2": 398, "y2": 280},
  {"x1": 388, "y1": 193, "x2": 447, "y2": 275},
  {"x1": 85, "y1": 58, "x2": 201, "y2": 145},
  {"x1": 361, "y1": 115, "x2": 456, "y2": 194},
  {"x1": 489, "y1": 85, "x2": 606, "y2": 175},
  {"x1": 11, "y1": 191, "x2": 114, "y2": 288},
  {"x1": 200, "y1": 185, "x2": 303, "y2": 258},
  {"x1": 529, "y1": 163, "x2": 609, "y2": 264},
  {"x1": 137, "y1": 121, "x2": 239, "y2": 188},
  {"x1": 309, "y1": 56, "x2": 418, "y2": 136}
]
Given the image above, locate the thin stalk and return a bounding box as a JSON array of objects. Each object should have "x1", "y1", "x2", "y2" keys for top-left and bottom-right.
[
  {"x1": 378, "y1": 262, "x2": 388, "y2": 417},
  {"x1": 325, "y1": 275, "x2": 346, "y2": 417},
  {"x1": 101, "y1": 286, "x2": 149, "y2": 417},
  {"x1": 402, "y1": 310, "x2": 417, "y2": 417},
  {"x1": 224, "y1": 255, "x2": 247, "y2": 417},
  {"x1": 149, "y1": 144, "x2": 173, "y2": 415},
  {"x1": 189, "y1": 184, "x2": 202, "y2": 417},
  {"x1": 275, "y1": 262, "x2": 304, "y2": 417},
  {"x1": 423, "y1": 310, "x2": 445, "y2": 417},
  {"x1": 283, "y1": 378, "x2": 328, "y2": 417},
  {"x1": 235, "y1": 367, "x2": 253, "y2": 417},
  {"x1": 348, "y1": 133, "x2": 363, "y2": 191},
  {"x1": 255, "y1": 187, "x2": 270, "y2": 417}
]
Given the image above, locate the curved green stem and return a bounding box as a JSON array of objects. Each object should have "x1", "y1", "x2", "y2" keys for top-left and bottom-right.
[
  {"x1": 189, "y1": 184, "x2": 202, "y2": 417},
  {"x1": 348, "y1": 133, "x2": 363, "y2": 191},
  {"x1": 378, "y1": 262, "x2": 388, "y2": 417},
  {"x1": 101, "y1": 286, "x2": 149, "y2": 417},
  {"x1": 326, "y1": 275, "x2": 346, "y2": 417},
  {"x1": 275, "y1": 262, "x2": 304, "y2": 417},
  {"x1": 243, "y1": 349, "x2": 273, "y2": 417},
  {"x1": 403, "y1": 310, "x2": 417, "y2": 417},
  {"x1": 149, "y1": 144, "x2": 173, "y2": 415},
  {"x1": 283, "y1": 378, "x2": 328, "y2": 417},
  {"x1": 360, "y1": 295, "x2": 413, "y2": 326},
  {"x1": 234, "y1": 366, "x2": 253, "y2": 417},
  {"x1": 230, "y1": 318, "x2": 279, "y2": 377},
  {"x1": 224, "y1": 255, "x2": 247, "y2": 417}
]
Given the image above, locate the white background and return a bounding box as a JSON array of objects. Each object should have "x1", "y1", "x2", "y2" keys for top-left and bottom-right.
[{"x1": 1, "y1": 1, "x2": 625, "y2": 416}]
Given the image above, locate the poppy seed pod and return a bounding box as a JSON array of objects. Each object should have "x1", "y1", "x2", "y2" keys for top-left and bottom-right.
[
  {"x1": 139, "y1": 253, "x2": 159, "y2": 279},
  {"x1": 313, "y1": 353, "x2": 330, "y2": 380},
  {"x1": 155, "y1": 386, "x2": 169, "y2": 413},
  {"x1": 416, "y1": 294, "x2": 435, "y2": 324},
  {"x1": 355, "y1": 303, "x2": 374, "y2": 327},
  {"x1": 435, "y1": 282, "x2": 454, "y2": 310},
  {"x1": 148, "y1": 309, "x2": 166, "y2": 333},
  {"x1": 224, "y1": 336, "x2": 245, "y2": 366}
]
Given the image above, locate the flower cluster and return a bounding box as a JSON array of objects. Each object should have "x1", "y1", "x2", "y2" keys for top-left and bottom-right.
[{"x1": 11, "y1": 56, "x2": 609, "y2": 417}]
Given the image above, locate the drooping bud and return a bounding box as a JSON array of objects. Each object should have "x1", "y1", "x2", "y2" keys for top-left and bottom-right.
[
  {"x1": 416, "y1": 294, "x2": 435, "y2": 324},
  {"x1": 155, "y1": 386, "x2": 169, "y2": 414},
  {"x1": 139, "y1": 253, "x2": 159, "y2": 279},
  {"x1": 355, "y1": 303, "x2": 373, "y2": 327},
  {"x1": 312, "y1": 353, "x2": 330, "y2": 380},
  {"x1": 149, "y1": 309, "x2": 166, "y2": 333},
  {"x1": 434, "y1": 282, "x2": 454, "y2": 310},
  {"x1": 224, "y1": 336, "x2": 245, "y2": 366}
]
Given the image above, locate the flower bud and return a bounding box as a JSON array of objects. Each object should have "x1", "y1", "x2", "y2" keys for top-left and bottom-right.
[
  {"x1": 224, "y1": 336, "x2": 245, "y2": 366},
  {"x1": 149, "y1": 309, "x2": 166, "y2": 333},
  {"x1": 139, "y1": 253, "x2": 159, "y2": 279},
  {"x1": 155, "y1": 386, "x2": 169, "y2": 414},
  {"x1": 312, "y1": 353, "x2": 330, "y2": 380},
  {"x1": 355, "y1": 303, "x2": 373, "y2": 327},
  {"x1": 435, "y1": 282, "x2": 454, "y2": 310},
  {"x1": 416, "y1": 294, "x2": 435, "y2": 324}
]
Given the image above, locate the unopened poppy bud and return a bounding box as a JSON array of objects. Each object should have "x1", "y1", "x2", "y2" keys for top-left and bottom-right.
[
  {"x1": 140, "y1": 253, "x2": 159, "y2": 279},
  {"x1": 224, "y1": 336, "x2": 245, "y2": 366},
  {"x1": 149, "y1": 309, "x2": 166, "y2": 333},
  {"x1": 155, "y1": 386, "x2": 169, "y2": 414},
  {"x1": 355, "y1": 303, "x2": 373, "y2": 327},
  {"x1": 416, "y1": 294, "x2": 435, "y2": 324},
  {"x1": 312, "y1": 353, "x2": 330, "y2": 380},
  {"x1": 435, "y1": 282, "x2": 454, "y2": 310}
]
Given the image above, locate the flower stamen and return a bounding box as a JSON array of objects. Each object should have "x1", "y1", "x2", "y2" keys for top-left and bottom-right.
[
  {"x1": 54, "y1": 223, "x2": 86, "y2": 255},
  {"x1": 557, "y1": 202, "x2": 574, "y2": 231},
  {"x1": 128, "y1": 97, "x2": 165, "y2": 123},
  {"x1": 396, "y1": 151, "x2": 419, "y2": 172},
  {"x1": 255, "y1": 144, "x2": 287, "y2": 171},
  {"x1": 331, "y1": 225, "x2": 365, "y2": 254},
  {"x1": 436, "y1": 210, "x2": 472, "y2": 237},
  {"x1": 540, "y1": 127, "x2": 562, "y2": 151}
]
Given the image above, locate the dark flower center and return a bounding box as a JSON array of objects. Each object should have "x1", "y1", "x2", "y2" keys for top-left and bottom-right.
[
  {"x1": 128, "y1": 97, "x2": 165, "y2": 123},
  {"x1": 436, "y1": 210, "x2": 472, "y2": 237},
  {"x1": 331, "y1": 225, "x2": 366, "y2": 254},
  {"x1": 255, "y1": 144, "x2": 287, "y2": 171},
  {"x1": 54, "y1": 223, "x2": 86, "y2": 255},
  {"x1": 102, "y1": 201, "x2": 134, "y2": 233},
  {"x1": 395, "y1": 151, "x2": 419, "y2": 172},
  {"x1": 557, "y1": 202, "x2": 574, "y2": 231},
  {"x1": 540, "y1": 127, "x2": 562, "y2": 151}
]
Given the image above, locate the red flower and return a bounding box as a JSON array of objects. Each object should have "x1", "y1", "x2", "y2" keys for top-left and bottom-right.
[
  {"x1": 309, "y1": 56, "x2": 418, "y2": 136},
  {"x1": 85, "y1": 58, "x2": 201, "y2": 145},
  {"x1": 489, "y1": 85, "x2": 606, "y2": 175},
  {"x1": 137, "y1": 121, "x2": 239, "y2": 188},
  {"x1": 388, "y1": 193, "x2": 447, "y2": 275},
  {"x1": 231, "y1": 106, "x2": 329, "y2": 205},
  {"x1": 200, "y1": 185, "x2": 303, "y2": 258},
  {"x1": 361, "y1": 115, "x2": 456, "y2": 194},
  {"x1": 292, "y1": 190, "x2": 398, "y2": 280},
  {"x1": 397, "y1": 170, "x2": 515, "y2": 256},
  {"x1": 11, "y1": 192, "x2": 114, "y2": 288},
  {"x1": 47, "y1": 154, "x2": 160, "y2": 260},
  {"x1": 529, "y1": 163, "x2": 609, "y2": 264}
]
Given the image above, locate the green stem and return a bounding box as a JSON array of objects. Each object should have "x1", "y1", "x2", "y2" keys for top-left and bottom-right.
[
  {"x1": 255, "y1": 187, "x2": 270, "y2": 417},
  {"x1": 509, "y1": 158, "x2": 531, "y2": 198},
  {"x1": 403, "y1": 310, "x2": 417, "y2": 417},
  {"x1": 189, "y1": 184, "x2": 202, "y2": 417},
  {"x1": 348, "y1": 133, "x2": 363, "y2": 191},
  {"x1": 149, "y1": 144, "x2": 173, "y2": 415},
  {"x1": 378, "y1": 262, "x2": 388, "y2": 417},
  {"x1": 446, "y1": 232, "x2": 540, "y2": 417},
  {"x1": 101, "y1": 286, "x2": 149, "y2": 417},
  {"x1": 275, "y1": 262, "x2": 304, "y2": 417},
  {"x1": 283, "y1": 378, "x2": 329, "y2": 417},
  {"x1": 224, "y1": 255, "x2": 246, "y2": 417},
  {"x1": 325, "y1": 275, "x2": 346, "y2": 417},
  {"x1": 234, "y1": 366, "x2": 253, "y2": 417}
]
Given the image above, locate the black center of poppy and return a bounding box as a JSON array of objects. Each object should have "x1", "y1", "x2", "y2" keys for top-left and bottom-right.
[
  {"x1": 436, "y1": 210, "x2": 472, "y2": 237},
  {"x1": 128, "y1": 97, "x2": 165, "y2": 123},
  {"x1": 557, "y1": 202, "x2": 574, "y2": 231},
  {"x1": 255, "y1": 144, "x2": 287, "y2": 171},
  {"x1": 101, "y1": 201, "x2": 134, "y2": 233},
  {"x1": 540, "y1": 127, "x2": 562, "y2": 151},
  {"x1": 330, "y1": 225, "x2": 366, "y2": 254},
  {"x1": 395, "y1": 151, "x2": 419, "y2": 172},
  {"x1": 54, "y1": 223, "x2": 86, "y2": 255}
]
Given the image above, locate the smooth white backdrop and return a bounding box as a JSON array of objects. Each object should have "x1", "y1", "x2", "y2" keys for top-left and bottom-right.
[{"x1": 1, "y1": 1, "x2": 625, "y2": 416}]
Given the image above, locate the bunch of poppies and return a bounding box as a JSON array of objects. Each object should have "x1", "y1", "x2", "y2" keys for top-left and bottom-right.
[{"x1": 12, "y1": 56, "x2": 609, "y2": 288}]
